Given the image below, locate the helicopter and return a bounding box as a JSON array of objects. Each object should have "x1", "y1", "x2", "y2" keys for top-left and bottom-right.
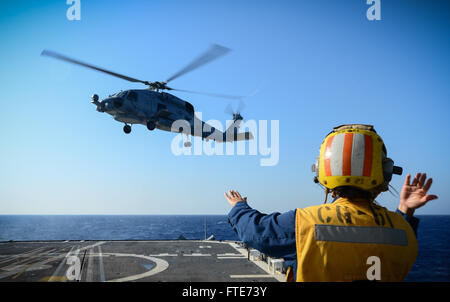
[{"x1": 41, "y1": 44, "x2": 253, "y2": 147}]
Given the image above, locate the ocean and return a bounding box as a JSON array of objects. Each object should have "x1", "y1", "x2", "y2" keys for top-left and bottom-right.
[{"x1": 0, "y1": 214, "x2": 448, "y2": 281}]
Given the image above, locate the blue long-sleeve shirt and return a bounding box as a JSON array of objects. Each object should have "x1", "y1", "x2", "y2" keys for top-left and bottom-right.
[{"x1": 228, "y1": 201, "x2": 419, "y2": 281}]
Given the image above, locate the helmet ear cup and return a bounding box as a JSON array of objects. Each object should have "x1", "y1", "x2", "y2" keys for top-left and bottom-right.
[
  {"x1": 312, "y1": 158, "x2": 320, "y2": 183},
  {"x1": 382, "y1": 158, "x2": 394, "y2": 183},
  {"x1": 382, "y1": 157, "x2": 403, "y2": 183}
]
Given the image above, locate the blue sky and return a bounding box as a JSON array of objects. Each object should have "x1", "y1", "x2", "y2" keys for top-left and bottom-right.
[{"x1": 0, "y1": 0, "x2": 449, "y2": 214}]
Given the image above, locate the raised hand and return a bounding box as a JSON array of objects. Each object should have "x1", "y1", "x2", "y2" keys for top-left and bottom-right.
[
  {"x1": 398, "y1": 173, "x2": 438, "y2": 216},
  {"x1": 224, "y1": 190, "x2": 247, "y2": 208}
]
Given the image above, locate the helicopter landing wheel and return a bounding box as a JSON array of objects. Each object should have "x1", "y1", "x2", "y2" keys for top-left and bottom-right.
[
  {"x1": 183, "y1": 134, "x2": 192, "y2": 147},
  {"x1": 123, "y1": 124, "x2": 132, "y2": 134},
  {"x1": 146, "y1": 121, "x2": 156, "y2": 131}
]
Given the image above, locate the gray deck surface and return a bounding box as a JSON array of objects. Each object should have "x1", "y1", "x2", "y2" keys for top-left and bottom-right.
[{"x1": 0, "y1": 240, "x2": 281, "y2": 282}]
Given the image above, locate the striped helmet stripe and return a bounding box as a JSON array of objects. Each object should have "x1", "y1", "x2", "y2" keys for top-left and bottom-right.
[
  {"x1": 324, "y1": 132, "x2": 374, "y2": 177},
  {"x1": 342, "y1": 133, "x2": 354, "y2": 176},
  {"x1": 329, "y1": 134, "x2": 345, "y2": 176},
  {"x1": 363, "y1": 134, "x2": 373, "y2": 177},
  {"x1": 324, "y1": 135, "x2": 334, "y2": 177},
  {"x1": 351, "y1": 133, "x2": 366, "y2": 176}
]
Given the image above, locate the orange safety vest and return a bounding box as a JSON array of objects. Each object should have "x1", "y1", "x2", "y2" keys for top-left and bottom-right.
[{"x1": 288, "y1": 197, "x2": 417, "y2": 282}]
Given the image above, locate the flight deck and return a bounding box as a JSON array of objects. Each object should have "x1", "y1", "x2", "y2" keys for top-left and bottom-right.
[{"x1": 0, "y1": 240, "x2": 285, "y2": 282}]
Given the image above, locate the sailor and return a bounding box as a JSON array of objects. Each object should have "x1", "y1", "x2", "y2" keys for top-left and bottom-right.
[{"x1": 225, "y1": 124, "x2": 438, "y2": 282}]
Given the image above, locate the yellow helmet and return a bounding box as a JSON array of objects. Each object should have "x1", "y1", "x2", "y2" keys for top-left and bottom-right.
[{"x1": 312, "y1": 124, "x2": 402, "y2": 192}]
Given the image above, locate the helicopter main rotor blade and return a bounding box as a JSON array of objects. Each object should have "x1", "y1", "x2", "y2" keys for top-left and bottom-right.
[
  {"x1": 225, "y1": 103, "x2": 234, "y2": 115},
  {"x1": 41, "y1": 50, "x2": 150, "y2": 85},
  {"x1": 169, "y1": 87, "x2": 244, "y2": 100},
  {"x1": 165, "y1": 44, "x2": 231, "y2": 83},
  {"x1": 237, "y1": 99, "x2": 246, "y2": 113}
]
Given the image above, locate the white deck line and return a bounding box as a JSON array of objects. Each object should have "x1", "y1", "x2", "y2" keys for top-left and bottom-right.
[
  {"x1": 183, "y1": 253, "x2": 211, "y2": 257},
  {"x1": 148, "y1": 253, "x2": 178, "y2": 257},
  {"x1": 230, "y1": 274, "x2": 275, "y2": 278}
]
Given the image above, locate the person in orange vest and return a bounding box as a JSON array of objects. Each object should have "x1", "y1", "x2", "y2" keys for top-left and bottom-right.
[{"x1": 225, "y1": 124, "x2": 438, "y2": 281}]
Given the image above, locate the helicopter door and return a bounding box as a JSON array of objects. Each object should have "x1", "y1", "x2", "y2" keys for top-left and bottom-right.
[{"x1": 157, "y1": 103, "x2": 168, "y2": 112}]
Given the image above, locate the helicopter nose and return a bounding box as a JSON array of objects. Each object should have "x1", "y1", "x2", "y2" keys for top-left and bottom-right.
[
  {"x1": 96, "y1": 102, "x2": 105, "y2": 112},
  {"x1": 102, "y1": 97, "x2": 123, "y2": 111}
]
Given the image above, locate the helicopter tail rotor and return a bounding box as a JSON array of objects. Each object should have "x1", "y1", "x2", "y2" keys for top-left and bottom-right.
[{"x1": 225, "y1": 100, "x2": 246, "y2": 121}]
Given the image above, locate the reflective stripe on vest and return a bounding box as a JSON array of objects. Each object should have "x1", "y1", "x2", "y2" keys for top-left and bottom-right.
[{"x1": 315, "y1": 224, "x2": 408, "y2": 246}]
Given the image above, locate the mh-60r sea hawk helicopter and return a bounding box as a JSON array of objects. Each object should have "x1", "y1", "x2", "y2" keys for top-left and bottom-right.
[{"x1": 41, "y1": 45, "x2": 253, "y2": 147}]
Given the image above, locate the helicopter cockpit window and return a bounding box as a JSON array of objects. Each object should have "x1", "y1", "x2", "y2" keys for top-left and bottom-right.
[
  {"x1": 185, "y1": 102, "x2": 194, "y2": 114},
  {"x1": 127, "y1": 91, "x2": 138, "y2": 102}
]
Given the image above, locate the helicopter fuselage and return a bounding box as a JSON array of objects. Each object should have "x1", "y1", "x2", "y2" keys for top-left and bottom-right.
[
  {"x1": 92, "y1": 89, "x2": 252, "y2": 143},
  {"x1": 94, "y1": 89, "x2": 195, "y2": 133}
]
